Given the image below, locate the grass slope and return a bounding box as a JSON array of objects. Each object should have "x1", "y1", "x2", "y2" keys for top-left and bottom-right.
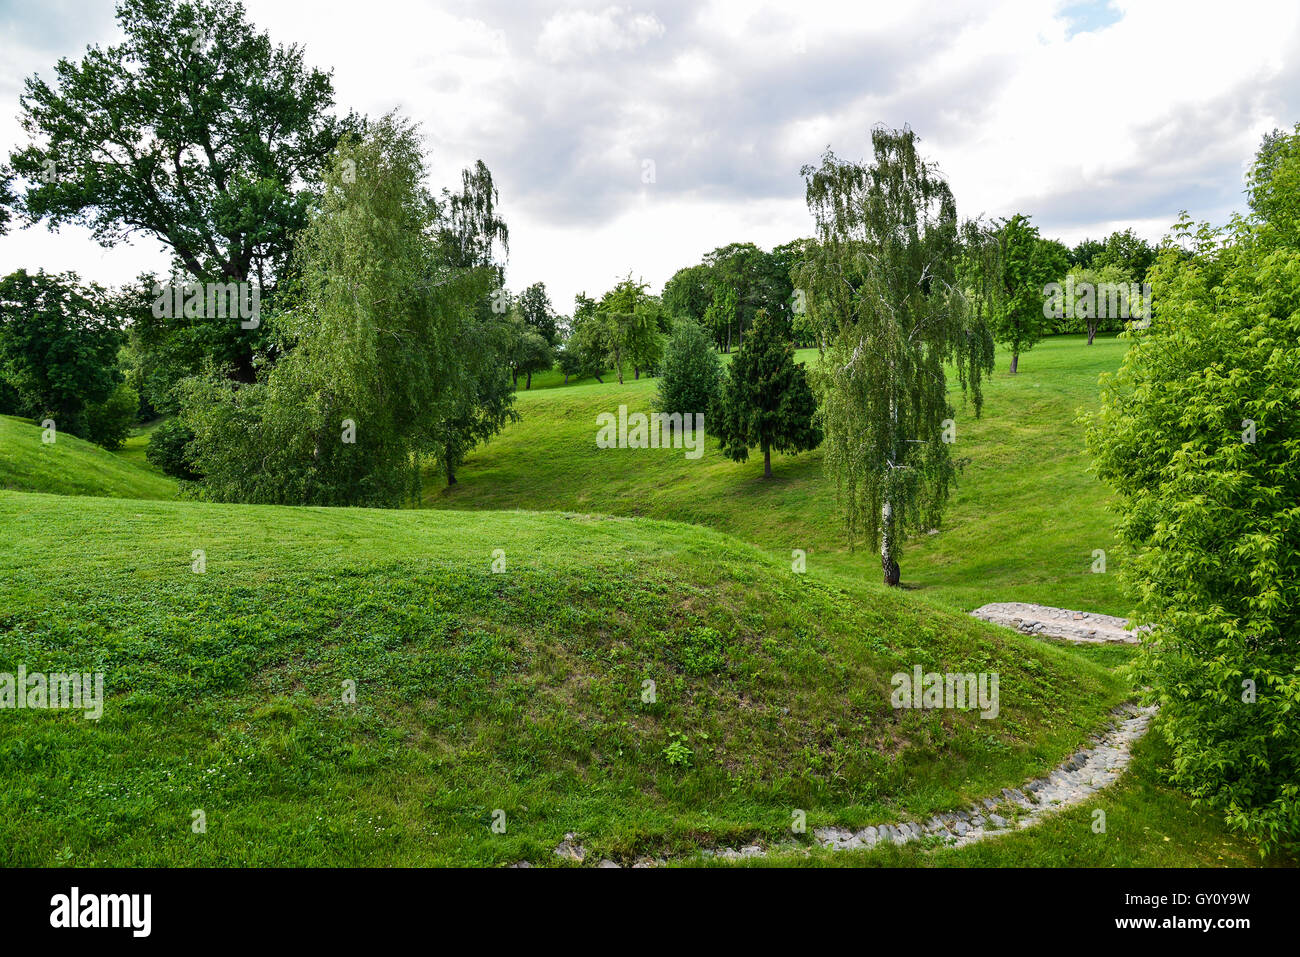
[
  {"x1": 0, "y1": 490, "x2": 1127, "y2": 866},
  {"x1": 426, "y1": 335, "x2": 1129, "y2": 615},
  {"x1": 0, "y1": 415, "x2": 175, "y2": 501}
]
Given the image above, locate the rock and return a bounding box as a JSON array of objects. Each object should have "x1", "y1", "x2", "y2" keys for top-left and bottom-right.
[
  {"x1": 596, "y1": 859, "x2": 621, "y2": 868},
  {"x1": 554, "y1": 838, "x2": 586, "y2": 863}
]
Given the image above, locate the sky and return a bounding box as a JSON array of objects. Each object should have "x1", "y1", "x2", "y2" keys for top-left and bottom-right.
[{"x1": 1, "y1": 0, "x2": 1298, "y2": 313}]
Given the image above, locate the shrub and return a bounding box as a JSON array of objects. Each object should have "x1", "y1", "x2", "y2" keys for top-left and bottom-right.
[
  {"x1": 85, "y1": 381, "x2": 139, "y2": 451},
  {"x1": 1085, "y1": 131, "x2": 1300, "y2": 854},
  {"x1": 146, "y1": 417, "x2": 201, "y2": 481}
]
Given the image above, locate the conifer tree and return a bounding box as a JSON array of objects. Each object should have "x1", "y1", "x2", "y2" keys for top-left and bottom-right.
[{"x1": 713, "y1": 308, "x2": 821, "y2": 478}]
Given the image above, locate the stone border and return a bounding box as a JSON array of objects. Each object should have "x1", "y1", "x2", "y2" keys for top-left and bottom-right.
[{"x1": 528, "y1": 702, "x2": 1156, "y2": 867}]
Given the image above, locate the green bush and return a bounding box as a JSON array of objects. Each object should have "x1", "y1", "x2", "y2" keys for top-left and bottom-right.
[
  {"x1": 85, "y1": 380, "x2": 139, "y2": 451},
  {"x1": 146, "y1": 418, "x2": 201, "y2": 481},
  {"x1": 1086, "y1": 130, "x2": 1300, "y2": 854}
]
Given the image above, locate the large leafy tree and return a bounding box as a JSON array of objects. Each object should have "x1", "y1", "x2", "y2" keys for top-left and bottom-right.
[
  {"x1": 516, "y1": 281, "x2": 558, "y2": 346},
  {"x1": 181, "y1": 114, "x2": 494, "y2": 506},
  {"x1": 796, "y1": 129, "x2": 997, "y2": 586},
  {"x1": 0, "y1": 269, "x2": 123, "y2": 439},
  {"x1": 1086, "y1": 134, "x2": 1300, "y2": 852},
  {"x1": 585, "y1": 275, "x2": 660, "y2": 384},
  {"x1": 661, "y1": 263, "x2": 714, "y2": 326},
  {"x1": 703, "y1": 242, "x2": 787, "y2": 351},
  {"x1": 1094, "y1": 227, "x2": 1156, "y2": 283},
  {"x1": 433, "y1": 317, "x2": 518, "y2": 486},
  {"x1": 427, "y1": 156, "x2": 516, "y2": 477},
  {"x1": 702, "y1": 283, "x2": 737, "y2": 355},
  {"x1": 990, "y1": 213, "x2": 1064, "y2": 373},
  {"x1": 714, "y1": 308, "x2": 821, "y2": 479},
  {"x1": 10, "y1": 0, "x2": 357, "y2": 381}
]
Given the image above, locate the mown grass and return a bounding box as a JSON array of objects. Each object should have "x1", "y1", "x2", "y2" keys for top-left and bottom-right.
[
  {"x1": 0, "y1": 490, "x2": 1127, "y2": 866},
  {"x1": 0, "y1": 414, "x2": 175, "y2": 500},
  {"x1": 425, "y1": 335, "x2": 1129, "y2": 615}
]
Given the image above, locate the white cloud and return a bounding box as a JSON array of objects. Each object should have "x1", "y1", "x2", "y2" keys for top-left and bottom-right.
[{"x1": 536, "y1": 6, "x2": 665, "y2": 63}]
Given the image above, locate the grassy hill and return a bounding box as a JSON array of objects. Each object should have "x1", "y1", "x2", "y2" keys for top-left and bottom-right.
[
  {"x1": 426, "y1": 335, "x2": 1129, "y2": 615},
  {"x1": 0, "y1": 414, "x2": 176, "y2": 501},
  {"x1": 0, "y1": 334, "x2": 1285, "y2": 866},
  {"x1": 0, "y1": 489, "x2": 1130, "y2": 866}
]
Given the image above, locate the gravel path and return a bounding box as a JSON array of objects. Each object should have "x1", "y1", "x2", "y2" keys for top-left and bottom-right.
[
  {"x1": 537, "y1": 701, "x2": 1156, "y2": 867},
  {"x1": 970, "y1": 602, "x2": 1144, "y2": 644}
]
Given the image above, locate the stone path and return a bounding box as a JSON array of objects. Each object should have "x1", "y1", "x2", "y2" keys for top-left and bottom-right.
[
  {"x1": 533, "y1": 701, "x2": 1156, "y2": 867},
  {"x1": 969, "y1": 602, "x2": 1145, "y2": 644}
]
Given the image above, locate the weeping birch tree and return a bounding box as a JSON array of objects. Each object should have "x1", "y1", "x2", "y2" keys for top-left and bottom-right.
[{"x1": 795, "y1": 128, "x2": 998, "y2": 586}]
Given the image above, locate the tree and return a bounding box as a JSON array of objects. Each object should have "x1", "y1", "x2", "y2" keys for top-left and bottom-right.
[
  {"x1": 516, "y1": 281, "x2": 558, "y2": 345},
  {"x1": 714, "y1": 308, "x2": 821, "y2": 479},
  {"x1": 10, "y1": 0, "x2": 358, "y2": 382},
  {"x1": 428, "y1": 154, "x2": 516, "y2": 476},
  {"x1": 1049, "y1": 261, "x2": 1134, "y2": 343},
  {"x1": 628, "y1": 298, "x2": 666, "y2": 379},
  {"x1": 1095, "y1": 228, "x2": 1156, "y2": 283},
  {"x1": 702, "y1": 283, "x2": 737, "y2": 355},
  {"x1": 661, "y1": 263, "x2": 714, "y2": 325},
  {"x1": 0, "y1": 165, "x2": 13, "y2": 236},
  {"x1": 988, "y1": 214, "x2": 1064, "y2": 373},
  {"x1": 146, "y1": 417, "x2": 201, "y2": 480},
  {"x1": 0, "y1": 268, "x2": 123, "y2": 440},
  {"x1": 796, "y1": 129, "x2": 997, "y2": 586},
  {"x1": 432, "y1": 317, "x2": 517, "y2": 485},
  {"x1": 563, "y1": 292, "x2": 609, "y2": 383},
  {"x1": 85, "y1": 380, "x2": 140, "y2": 450},
  {"x1": 507, "y1": 312, "x2": 554, "y2": 389},
  {"x1": 180, "y1": 114, "x2": 494, "y2": 506},
  {"x1": 1069, "y1": 237, "x2": 1104, "y2": 267},
  {"x1": 587, "y1": 275, "x2": 660, "y2": 384},
  {"x1": 656, "y1": 317, "x2": 722, "y2": 429},
  {"x1": 1086, "y1": 142, "x2": 1300, "y2": 851}
]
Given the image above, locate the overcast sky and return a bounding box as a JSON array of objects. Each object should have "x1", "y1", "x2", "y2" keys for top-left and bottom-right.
[{"x1": 2, "y1": 0, "x2": 1298, "y2": 312}]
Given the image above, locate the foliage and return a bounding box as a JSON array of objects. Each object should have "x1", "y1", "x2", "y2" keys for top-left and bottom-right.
[
  {"x1": 990, "y1": 214, "x2": 1066, "y2": 373},
  {"x1": 713, "y1": 308, "x2": 821, "y2": 478},
  {"x1": 796, "y1": 128, "x2": 996, "y2": 584},
  {"x1": 0, "y1": 268, "x2": 123, "y2": 442},
  {"x1": 1086, "y1": 134, "x2": 1300, "y2": 854},
  {"x1": 180, "y1": 114, "x2": 497, "y2": 506},
  {"x1": 506, "y1": 312, "x2": 554, "y2": 389},
  {"x1": 146, "y1": 417, "x2": 201, "y2": 481},
  {"x1": 516, "y1": 281, "x2": 559, "y2": 345},
  {"x1": 10, "y1": 0, "x2": 358, "y2": 382},
  {"x1": 661, "y1": 263, "x2": 714, "y2": 325},
  {"x1": 656, "y1": 318, "x2": 722, "y2": 423},
  {"x1": 85, "y1": 380, "x2": 139, "y2": 451}
]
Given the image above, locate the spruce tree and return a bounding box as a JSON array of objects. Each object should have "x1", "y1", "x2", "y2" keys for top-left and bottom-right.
[{"x1": 713, "y1": 308, "x2": 821, "y2": 478}]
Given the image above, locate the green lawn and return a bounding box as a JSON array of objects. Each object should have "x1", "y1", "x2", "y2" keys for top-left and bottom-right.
[
  {"x1": 1, "y1": 490, "x2": 1126, "y2": 866},
  {"x1": 0, "y1": 334, "x2": 1287, "y2": 866},
  {"x1": 426, "y1": 335, "x2": 1130, "y2": 615},
  {"x1": 0, "y1": 414, "x2": 176, "y2": 501}
]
